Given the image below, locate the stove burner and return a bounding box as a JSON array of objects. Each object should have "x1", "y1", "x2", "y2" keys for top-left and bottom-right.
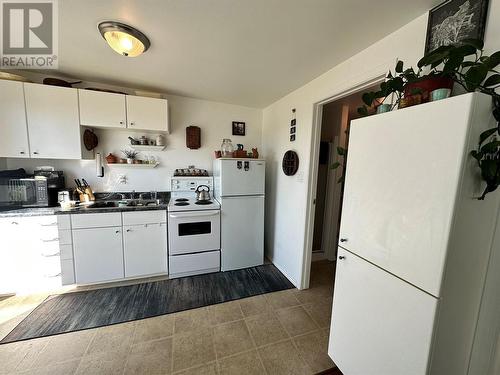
[
  {"x1": 195, "y1": 200, "x2": 213, "y2": 205},
  {"x1": 175, "y1": 198, "x2": 189, "y2": 202},
  {"x1": 174, "y1": 202, "x2": 190, "y2": 206}
]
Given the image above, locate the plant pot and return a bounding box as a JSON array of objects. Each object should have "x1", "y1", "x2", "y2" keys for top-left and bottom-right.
[
  {"x1": 399, "y1": 94, "x2": 422, "y2": 109},
  {"x1": 127, "y1": 158, "x2": 133, "y2": 164},
  {"x1": 404, "y1": 76, "x2": 453, "y2": 103}
]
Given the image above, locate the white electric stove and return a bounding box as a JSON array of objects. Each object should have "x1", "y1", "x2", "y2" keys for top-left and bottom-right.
[{"x1": 167, "y1": 177, "x2": 221, "y2": 278}]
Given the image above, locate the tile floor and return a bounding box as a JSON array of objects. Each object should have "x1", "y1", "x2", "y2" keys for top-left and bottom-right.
[{"x1": 0, "y1": 261, "x2": 336, "y2": 375}]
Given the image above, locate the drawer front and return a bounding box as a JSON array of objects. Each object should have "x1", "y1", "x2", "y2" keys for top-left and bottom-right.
[
  {"x1": 122, "y1": 210, "x2": 167, "y2": 225},
  {"x1": 169, "y1": 250, "x2": 220, "y2": 278},
  {"x1": 57, "y1": 215, "x2": 71, "y2": 230},
  {"x1": 71, "y1": 212, "x2": 122, "y2": 229},
  {"x1": 61, "y1": 259, "x2": 75, "y2": 285},
  {"x1": 58, "y1": 229, "x2": 72, "y2": 245},
  {"x1": 60, "y1": 244, "x2": 73, "y2": 260}
]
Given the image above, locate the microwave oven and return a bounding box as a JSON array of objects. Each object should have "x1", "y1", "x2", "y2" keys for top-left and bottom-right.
[{"x1": 0, "y1": 177, "x2": 49, "y2": 208}]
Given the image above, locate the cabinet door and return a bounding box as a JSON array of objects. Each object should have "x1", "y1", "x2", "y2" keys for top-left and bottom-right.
[
  {"x1": 0, "y1": 219, "x2": 22, "y2": 295},
  {"x1": 123, "y1": 223, "x2": 167, "y2": 277},
  {"x1": 78, "y1": 89, "x2": 126, "y2": 128},
  {"x1": 339, "y1": 94, "x2": 474, "y2": 296},
  {"x1": 0, "y1": 80, "x2": 30, "y2": 158},
  {"x1": 329, "y1": 248, "x2": 437, "y2": 375},
  {"x1": 126, "y1": 96, "x2": 169, "y2": 132},
  {"x1": 73, "y1": 227, "x2": 124, "y2": 284},
  {"x1": 24, "y1": 83, "x2": 81, "y2": 159}
]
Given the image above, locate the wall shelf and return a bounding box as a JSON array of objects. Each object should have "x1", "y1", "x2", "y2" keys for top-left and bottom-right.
[
  {"x1": 107, "y1": 162, "x2": 160, "y2": 168},
  {"x1": 129, "y1": 145, "x2": 166, "y2": 151}
]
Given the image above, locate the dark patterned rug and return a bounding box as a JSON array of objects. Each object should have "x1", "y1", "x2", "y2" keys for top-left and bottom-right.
[{"x1": 1, "y1": 264, "x2": 293, "y2": 344}]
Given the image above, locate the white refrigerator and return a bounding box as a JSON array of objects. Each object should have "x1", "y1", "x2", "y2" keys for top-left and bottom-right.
[
  {"x1": 213, "y1": 158, "x2": 265, "y2": 271},
  {"x1": 328, "y1": 93, "x2": 500, "y2": 375}
]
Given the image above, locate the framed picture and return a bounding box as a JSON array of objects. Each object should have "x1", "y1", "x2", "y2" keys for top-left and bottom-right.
[
  {"x1": 290, "y1": 126, "x2": 296, "y2": 134},
  {"x1": 232, "y1": 121, "x2": 246, "y2": 136},
  {"x1": 425, "y1": 0, "x2": 490, "y2": 54}
]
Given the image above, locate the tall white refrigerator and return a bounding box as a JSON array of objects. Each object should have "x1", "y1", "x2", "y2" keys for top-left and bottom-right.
[
  {"x1": 328, "y1": 93, "x2": 500, "y2": 375},
  {"x1": 213, "y1": 158, "x2": 265, "y2": 271}
]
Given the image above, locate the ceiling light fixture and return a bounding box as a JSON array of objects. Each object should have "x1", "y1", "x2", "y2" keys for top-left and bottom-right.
[{"x1": 98, "y1": 21, "x2": 150, "y2": 57}]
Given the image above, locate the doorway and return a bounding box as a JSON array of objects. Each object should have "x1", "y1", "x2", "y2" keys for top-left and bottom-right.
[{"x1": 309, "y1": 83, "x2": 380, "y2": 280}]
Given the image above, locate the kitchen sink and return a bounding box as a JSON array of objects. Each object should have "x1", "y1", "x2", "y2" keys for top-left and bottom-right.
[{"x1": 74, "y1": 199, "x2": 163, "y2": 210}]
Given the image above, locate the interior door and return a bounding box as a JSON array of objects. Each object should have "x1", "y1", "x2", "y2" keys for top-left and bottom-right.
[
  {"x1": 123, "y1": 223, "x2": 167, "y2": 277},
  {"x1": 24, "y1": 83, "x2": 81, "y2": 159},
  {"x1": 78, "y1": 89, "x2": 126, "y2": 128},
  {"x1": 339, "y1": 94, "x2": 474, "y2": 297},
  {"x1": 126, "y1": 95, "x2": 168, "y2": 131},
  {"x1": 220, "y1": 196, "x2": 264, "y2": 271},
  {"x1": 329, "y1": 248, "x2": 437, "y2": 375},
  {"x1": 73, "y1": 227, "x2": 124, "y2": 284},
  {"x1": 0, "y1": 80, "x2": 30, "y2": 158},
  {"x1": 219, "y1": 159, "x2": 265, "y2": 196}
]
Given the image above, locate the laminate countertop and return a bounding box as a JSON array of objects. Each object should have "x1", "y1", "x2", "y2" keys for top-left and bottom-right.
[{"x1": 0, "y1": 204, "x2": 169, "y2": 218}]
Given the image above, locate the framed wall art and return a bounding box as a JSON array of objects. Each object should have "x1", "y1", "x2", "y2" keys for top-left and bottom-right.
[
  {"x1": 232, "y1": 121, "x2": 246, "y2": 136},
  {"x1": 425, "y1": 0, "x2": 490, "y2": 54}
]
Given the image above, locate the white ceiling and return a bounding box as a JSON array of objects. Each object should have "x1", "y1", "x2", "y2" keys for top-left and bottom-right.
[{"x1": 57, "y1": 0, "x2": 438, "y2": 108}]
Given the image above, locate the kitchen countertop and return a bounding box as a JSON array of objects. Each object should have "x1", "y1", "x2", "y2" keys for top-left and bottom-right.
[{"x1": 0, "y1": 204, "x2": 169, "y2": 218}]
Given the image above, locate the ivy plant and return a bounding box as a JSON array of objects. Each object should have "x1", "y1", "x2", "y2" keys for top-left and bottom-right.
[{"x1": 336, "y1": 39, "x2": 500, "y2": 199}]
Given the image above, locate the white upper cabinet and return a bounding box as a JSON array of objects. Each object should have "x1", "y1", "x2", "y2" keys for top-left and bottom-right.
[
  {"x1": 126, "y1": 95, "x2": 169, "y2": 132},
  {"x1": 0, "y1": 80, "x2": 30, "y2": 158},
  {"x1": 78, "y1": 89, "x2": 127, "y2": 128},
  {"x1": 24, "y1": 83, "x2": 82, "y2": 159}
]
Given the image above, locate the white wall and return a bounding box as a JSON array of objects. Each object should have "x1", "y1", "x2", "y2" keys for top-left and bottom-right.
[
  {"x1": 5, "y1": 93, "x2": 262, "y2": 192},
  {"x1": 262, "y1": 0, "x2": 500, "y2": 288}
]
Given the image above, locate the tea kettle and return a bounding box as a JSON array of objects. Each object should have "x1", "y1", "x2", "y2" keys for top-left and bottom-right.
[{"x1": 195, "y1": 185, "x2": 211, "y2": 201}]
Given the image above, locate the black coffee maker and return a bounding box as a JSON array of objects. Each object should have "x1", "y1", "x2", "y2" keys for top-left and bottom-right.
[{"x1": 33, "y1": 170, "x2": 65, "y2": 207}]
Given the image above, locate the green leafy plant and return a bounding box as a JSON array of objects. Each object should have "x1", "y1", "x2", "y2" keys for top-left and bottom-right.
[
  {"x1": 121, "y1": 149, "x2": 139, "y2": 159},
  {"x1": 470, "y1": 97, "x2": 500, "y2": 200},
  {"x1": 345, "y1": 40, "x2": 500, "y2": 199},
  {"x1": 331, "y1": 146, "x2": 347, "y2": 183},
  {"x1": 357, "y1": 60, "x2": 423, "y2": 116}
]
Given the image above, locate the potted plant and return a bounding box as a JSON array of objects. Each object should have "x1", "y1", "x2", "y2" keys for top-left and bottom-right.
[
  {"x1": 348, "y1": 39, "x2": 500, "y2": 199},
  {"x1": 121, "y1": 149, "x2": 139, "y2": 164}
]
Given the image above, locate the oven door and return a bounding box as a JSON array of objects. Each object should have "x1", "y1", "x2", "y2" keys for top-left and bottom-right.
[{"x1": 168, "y1": 210, "x2": 220, "y2": 255}]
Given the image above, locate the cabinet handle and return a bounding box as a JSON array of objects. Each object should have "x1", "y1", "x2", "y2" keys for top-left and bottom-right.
[
  {"x1": 20, "y1": 151, "x2": 25, "y2": 155},
  {"x1": 119, "y1": 121, "x2": 124, "y2": 124},
  {"x1": 340, "y1": 238, "x2": 348, "y2": 242},
  {"x1": 338, "y1": 256, "x2": 346, "y2": 260},
  {"x1": 33, "y1": 151, "x2": 39, "y2": 155},
  {"x1": 11, "y1": 221, "x2": 18, "y2": 225},
  {"x1": 45, "y1": 272, "x2": 61, "y2": 278},
  {"x1": 130, "y1": 122, "x2": 135, "y2": 126},
  {"x1": 126, "y1": 229, "x2": 131, "y2": 232},
  {"x1": 41, "y1": 251, "x2": 60, "y2": 257},
  {"x1": 42, "y1": 238, "x2": 59, "y2": 242},
  {"x1": 41, "y1": 222, "x2": 58, "y2": 227},
  {"x1": 115, "y1": 230, "x2": 120, "y2": 233}
]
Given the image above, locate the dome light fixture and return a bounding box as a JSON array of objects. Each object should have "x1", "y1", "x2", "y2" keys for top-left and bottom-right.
[{"x1": 98, "y1": 21, "x2": 150, "y2": 57}]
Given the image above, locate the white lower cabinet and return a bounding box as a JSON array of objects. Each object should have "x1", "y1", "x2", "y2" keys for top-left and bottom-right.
[
  {"x1": 73, "y1": 227, "x2": 124, "y2": 284},
  {"x1": 329, "y1": 248, "x2": 437, "y2": 375},
  {"x1": 123, "y1": 223, "x2": 167, "y2": 278}
]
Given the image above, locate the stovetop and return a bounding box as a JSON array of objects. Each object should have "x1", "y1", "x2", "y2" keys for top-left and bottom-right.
[{"x1": 167, "y1": 195, "x2": 220, "y2": 212}]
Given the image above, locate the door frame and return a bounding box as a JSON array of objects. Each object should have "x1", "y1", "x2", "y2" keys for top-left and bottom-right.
[{"x1": 300, "y1": 73, "x2": 385, "y2": 289}]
